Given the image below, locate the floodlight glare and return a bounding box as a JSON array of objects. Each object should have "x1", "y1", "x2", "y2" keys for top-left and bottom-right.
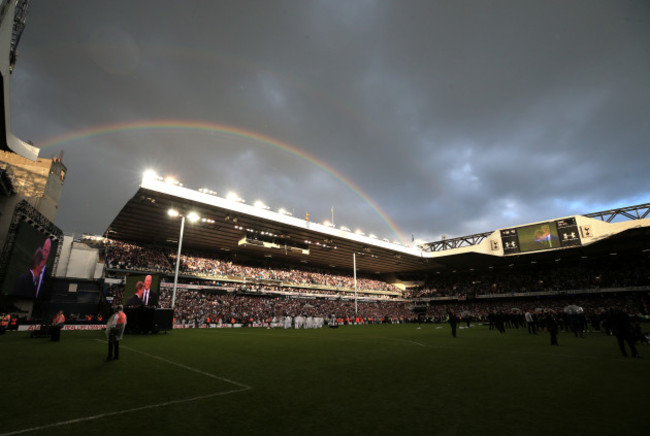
[
  {"x1": 142, "y1": 169, "x2": 158, "y2": 182},
  {"x1": 226, "y1": 191, "x2": 243, "y2": 202},
  {"x1": 187, "y1": 212, "x2": 200, "y2": 223},
  {"x1": 167, "y1": 209, "x2": 180, "y2": 218}
]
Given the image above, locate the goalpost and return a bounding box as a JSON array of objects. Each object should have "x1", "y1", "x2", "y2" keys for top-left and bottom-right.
[{"x1": 353, "y1": 252, "x2": 358, "y2": 316}]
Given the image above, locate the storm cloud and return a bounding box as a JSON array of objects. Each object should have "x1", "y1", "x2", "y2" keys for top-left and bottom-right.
[{"x1": 10, "y1": 0, "x2": 650, "y2": 244}]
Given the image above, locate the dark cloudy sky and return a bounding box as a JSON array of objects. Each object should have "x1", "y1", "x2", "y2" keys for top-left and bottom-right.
[{"x1": 10, "y1": 0, "x2": 650, "y2": 245}]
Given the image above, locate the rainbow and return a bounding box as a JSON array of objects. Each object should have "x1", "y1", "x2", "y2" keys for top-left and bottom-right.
[{"x1": 38, "y1": 120, "x2": 407, "y2": 244}]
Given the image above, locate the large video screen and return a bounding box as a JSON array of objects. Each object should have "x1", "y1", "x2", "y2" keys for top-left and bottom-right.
[
  {"x1": 1, "y1": 221, "x2": 59, "y2": 300},
  {"x1": 517, "y1": 221, "x2": 561, "y2": 252},
  {"x1": 123, "y1": 273, "x2": 162, "y2": 307},
  {"x1": 501, "y1": 217, "x2": 582, "y2": 255}
]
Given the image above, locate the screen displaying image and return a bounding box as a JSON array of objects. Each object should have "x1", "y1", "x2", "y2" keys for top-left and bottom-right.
[
  {"x1": 123, "y1": 273, "x2": 161, "y2": 307},
  {"x1": 2, "y1": 222, "x2": 59, "y2": 300},
  {"x1": 517, "y1": 221, "x2": 560, "y2": 253}
]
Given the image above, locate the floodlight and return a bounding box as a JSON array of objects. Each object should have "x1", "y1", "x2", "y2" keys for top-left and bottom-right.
[
  {"x1": 187, "y1": 212, "x2": 200, "y2": 223},
  {"x1": 142, "y1": 169, "x2": 159, "y2": 182},
  {"x1": 226, "y1": 191, "x2": 244, "y2": 202}
]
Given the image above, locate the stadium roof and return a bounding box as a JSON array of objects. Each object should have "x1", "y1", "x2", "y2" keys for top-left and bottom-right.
[
  {"x1": 104, "y1": 175, "x2": 440, "y2": 276},
  {"x1": 104, "y1": 173, "x2": 650, "y2": 279}
]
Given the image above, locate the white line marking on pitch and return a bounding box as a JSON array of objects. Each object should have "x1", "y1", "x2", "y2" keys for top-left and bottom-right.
[
  {"x1": 0, "y1": 341, "x2": 252, "y2": 436},
  {"x1": 375, "y1": 337, "x2": 426, "y2": 347},
  {"x1": 123, "y1": 345, "x2": 251, "y2": 389}
]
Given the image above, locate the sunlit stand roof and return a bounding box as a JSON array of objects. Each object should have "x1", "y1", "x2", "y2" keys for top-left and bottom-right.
[
  {"x1": 105, "y1": 172, "x2": 650, "y2": 277},
  {"x1": 140, "y1": 170, "x2": 425, "y2": 257}
]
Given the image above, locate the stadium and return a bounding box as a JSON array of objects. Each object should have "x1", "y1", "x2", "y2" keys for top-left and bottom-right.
[{"x1": 1, "y1": 2, "x2": 649, "y2": 435}]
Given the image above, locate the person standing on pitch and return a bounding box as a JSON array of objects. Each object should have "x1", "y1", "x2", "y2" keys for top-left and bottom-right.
[
  {"x1": 447, "y1": 308, "x2": 458, "y2": 338},
  {"x1": 525, "y1": 310, "x2": 537, "y2": 335},
  {"x1": 51, "y1": 310, "x2": 65, "y2": 342},
  {"x1": 106, "y1": 305, "x2": 127, "y2": 361},
  {"x1": 545, "y1": 310, "x2": 559, "y2": 346},
  {"x1": 608, "y1": 309, "x2": 640, "y2": 358}
]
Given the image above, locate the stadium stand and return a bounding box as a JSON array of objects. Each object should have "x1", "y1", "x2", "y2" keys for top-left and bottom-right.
[{"x1": 95, "y1": 234, "x2": 649, "y2": 332}]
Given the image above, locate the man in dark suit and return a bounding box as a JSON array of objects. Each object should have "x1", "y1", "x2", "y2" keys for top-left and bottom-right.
[
  {"x1": 13, "y1": 248, "x2": 45, "y2": 298},
  {"x1": 608, "y1": 309, "x2": 640, "y2": 358},
  {"x1": 35, "y1": 238, "x2": 52, "y2": 297},
  {"x1": 125, "y1": 281, "x2": 145, "y2": 307},
  {"x1": 142, "y1": 275, "x2": 159, "y2": 307},
  {"x1": 447, "y1": 308, "x2": 458, "y2": 338}
]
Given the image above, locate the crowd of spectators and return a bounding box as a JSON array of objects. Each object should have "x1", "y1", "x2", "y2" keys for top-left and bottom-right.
[
  {"x1": 176, "y1": 253, "x2": 397, "y2": 292},
  {"x1": 159, "y1": 288, "x2": 414, "y2": 326},
  {"x1": 152, "y1": 288, "x2": 647, "y2": 331},
  {"x1": 104, "y1": 241, "x2": 171, "y2": 272},
  {"x1": 96, "y1": 237, "x2": 650, "y2": 329},
  {"x1": 416, "y1": 294, "x2": 644, "y2": 323},
  {"x1": 102, "y1": 239, "x2": 400, "y2": 294},
  {"x1": 406, "y1": 255, "x2": 650, "y2": 299},
  {"x1": 101, "y1": 238, "x2": 650, "y2": 302}
]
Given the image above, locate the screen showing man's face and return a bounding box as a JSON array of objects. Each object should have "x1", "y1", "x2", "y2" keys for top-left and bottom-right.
[
  {"x1": 41, "y1": 238, "x2": 52, "y2": 265},
  {"x1": 123, "y1": 274, "x2": 160, "y2": 305},
  {"x1": 1, "y1": 223, "x2": 59, "y2": 298}
]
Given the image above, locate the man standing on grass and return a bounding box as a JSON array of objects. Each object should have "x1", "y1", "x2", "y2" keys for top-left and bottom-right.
[
  {"x1": 608, "y1": 309, "x2": 640, "y2": 358},
  {"x1": 106, "y1": 306, "x2": 127, "y2": 361},
  {"x1": 545, "y1": 310, "x2": 559, "y2": 346},
  {"x1": 525, "y1": 310, "x2": 537, "y2": 335},
  {"x1": 447, "y1": 308, "x2": 458, "y2": 338},
  {"x1": 51, "y1": 310, "x2": 65, "y2": 342}
]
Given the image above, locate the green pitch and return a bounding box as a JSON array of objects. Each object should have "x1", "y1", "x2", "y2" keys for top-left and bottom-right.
[{"x1": 1, "y1": 324, "x2": 648, "y2": 436}]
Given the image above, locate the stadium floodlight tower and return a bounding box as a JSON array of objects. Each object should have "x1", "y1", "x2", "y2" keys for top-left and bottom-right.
[{"x1": 168, "y1": 208, "x2": 200, "y2": 309}]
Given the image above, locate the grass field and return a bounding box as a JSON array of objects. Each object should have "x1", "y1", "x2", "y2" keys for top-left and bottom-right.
[{"x1": 2, "y1": 324, "x2": 648, "y2": 436}]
